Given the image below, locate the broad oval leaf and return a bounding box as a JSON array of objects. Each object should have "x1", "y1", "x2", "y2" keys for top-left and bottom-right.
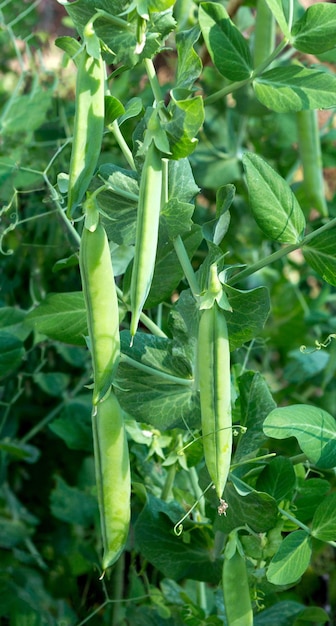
[
  {"x1": 0, "y1": 331, "x2": 25, "y2": 379},
  {"x1": 226, "y1": 284, "x2": 270, "y2": 351},
  {"x1": 267, "y1": 530, "x2": 312, "y2": 585},
  {"x1": 256, "y1": 456, "x2": 296, "y2": 502},
  {"x1": 291, "y1": 3, "x2": 336, "y2": 54},
  {"x1": 263, "y1": 404, "x2": 336, "y2": 469},
  {"x1": 311, "y1": 493, "x2": 336, "y2": 542},
  {"x1": 254, "y1": 66, "x2": 336, "y2": 112},
  {"x1": 25, "y1": 292, "x2": 87, "y2": 346},
  {"x1": 199, "y1": 2, "x2": 253, "y2": 81},
  {"x1": 215, "y1": 483, "x2": 279, "y2": 534},
  {"x1": 302, "y1": 228, "x2": 336, "y2": 286},
  {"x1": 242, "y1": 152, "x2": 306, "y2": 243}
]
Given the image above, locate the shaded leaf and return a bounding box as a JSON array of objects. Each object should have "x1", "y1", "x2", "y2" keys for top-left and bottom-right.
[
  {"x1": 25, "y1": 293, "x2": 87, "y2": 346},
  {"x1": 49, "y1": 397, "x2": 93, "y2": 452},
  {"x1": 0, "y1": 331, "x2": 25, "y2": 379},
  {"x1": 176, "y1": 27, "x2": 202, "y2": 90},
  {"x1": 256, "y1": 456, "x2": 296, "y2": 502},
  {"x1": 226, "y1": 284, "x2": 270, "y2": 351},
  {"x1": 50, "y1": 476, "x2": 97, "y2": 526},
  {"x1": 33, "y1": 372, "x2": 70, "y2": 397},
  {"x1": 311, "y1": 493, "x2": 336, "y2": 542},
  {"x1": 302, "y1": 228, "x2": 336, "y2": 286},
  {"x1": 214, "y1": 482, "x2": 279, "y2": 534}
]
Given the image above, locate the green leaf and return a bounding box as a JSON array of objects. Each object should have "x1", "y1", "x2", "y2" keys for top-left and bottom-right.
[
  {"x1": 25, "y1": 293, "x2": 87, "y2": 346},
  {"x1": 134, "y1": 494, "x2": 223, "y2": 583},
  {"x1": 1, "y1": 86, "x2": 53, "y2": 137},
  {"x1": 293, "y1": 477, "x2": 330, "y2": 524},
  {"x1": 264, "y1": 0, "x2": 290, "y2": 37},
  {"x1": 254, "y1": 601, "x2": 307, "y2": 626},
  {"x1": 242, "y1": 152, "x2": 306, "y2": 243},
  {"x1": 0, "y1": 518, "x2": 32, "y2": 549},
  {"x1": 291, "y1": 3, "x2": 336, "y2": 54},
  {"x1": 160, "y1": 199, "x2": 195, "y2": 240},
  {"x1": 98, "y1": 164, "x2": 138, "y2": 245},
  {"x1": 49, "y1": 397, "x2": 92, "y2": 452},
  {"x1": 105, "y1": 95, "x2": 125, "y2": 126},
  {"x1": 118, "y1": 97, "x2": 143, "y2": 125},
  {"x1": 115, "y1": 331, "x2": 200, "y2": 430},
  {"x1": 294, "y1": 606, "x2": 330, "y2": 625},
  {"x1": 214, "y1": 483, "x2": 279, "y2": 534},
  {"x1": 263, "y1": 405, "x2": 336, "y2": 469},
  {"x1": 256, "y1": 456, "x2": 296, "y2": 502},
  {"x1": 311, "y1": 493, "x2": 336, "y2": 541},
  {"x1": 234, "y1": 371, "x2": 276, "y2": 463},
  {"x1": 0, "y1": 331, "x2": 25, "y2": 379},
  {"x1": 0, "y1": 440, "x2": 40, "y2": 464},
  {"x1": 50, "y1": 476, "x2": 97, "y2": 526},
  {"x1": 284, "y1": 349, "x2": 329, "y2": 384},
  {"x1": 225, "y1": 284, "x2": 270, "y2": 351},
  {"x1": 0, "y1": 307, "x2": 30, "y2": 340},
  {"x1": 199, "y1": 2, "x2": 253, "y2": 81},
  {"x1": 33, "y1": 372, "x2": 70, "y2": 397},
  {"x1": 267, "y1": 530, "x2": 312, "y2": 585},
  {"x1": 254, "y1": 65, "x2": 336, "y2": 112},
  {"x1": 302, "y1": 228, "x2": 336, "y2": 286},
  {"x1": 176, "y1": 27, "x2": 202, "y2": 90},
  {"x1": 164, "y1": 92, "x2": 204, "y2": 159}
]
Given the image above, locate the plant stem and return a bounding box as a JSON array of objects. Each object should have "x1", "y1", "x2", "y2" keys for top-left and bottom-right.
[
  {"x1": 111, "y1": 120, "x2": 136, "y2": 170},
  {"x1": 111, "y1": 553, "x2": 125, "y2": 626},
  {"x1": 173, "y1": 235, "x2": 200, "y2": 300},
  {"x1": 161, "y1": 464, "x2": 176, "y2": 501},
  {"x1": 227, "y1": 217, "x2": 336, "y2": 286},
  {"x1": 296, "y1": 109, "x2": 328, "y2": 217},
  {"x1": 144, "y1": 57, "x2": 163, "y2": 105},
  {"x1": 115, "y1": 285, "x2": 167, "y2": 337},
  {"x1": 189, "y1": 466, "x2": 205, "y2": 516}
]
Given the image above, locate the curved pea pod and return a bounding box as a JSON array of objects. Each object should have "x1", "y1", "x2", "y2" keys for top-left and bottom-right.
[
  {"x1": 197, "y1": 303, "x2": 232, "y2": 498},
  {"x1": 223, "y1": 545, "x2": 253, "y2": 626},
  {"x1": 92, "y1": 392, "x2": 131, "y2": 571},
  {"x1": 67, "y1": 48, "x2": 105, "y2": 218},
  {"x1": 79, "y1": 222, "x2": 120, "y2": 405},
  {"x1": 130, "y1": 141, "x2": 163, "y2": 338}
]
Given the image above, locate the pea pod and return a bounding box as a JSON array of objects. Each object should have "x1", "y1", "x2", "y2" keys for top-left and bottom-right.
[
  {"x1": 79, "y1": 222, "x2": 120, "y2": 404},
  {"x1": 296, "y1": 109, "x2": 328, "y2": 217},
  {"x1": 197, "y1": 302, "x2": 232, "y2": 498},
  {"x1": 130, "y1": 140, "x2": 163, "y2": 338},
  {"x1": 223, "y1": 541, "x2": 253, "y2": 626},
  {"x1": 92, "y1": 392, "x2": 131, "y2": 571},
  {"x1": 67, "y1": 47, "x2": 105, "y2": 217}
]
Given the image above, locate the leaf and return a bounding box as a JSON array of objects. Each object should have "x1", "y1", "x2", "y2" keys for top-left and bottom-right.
[
  {"x1": 234, "y1": 371, "x2": 276, "y2": 463},
  {"x1": 214, "y1": 483, "x2": 279, "y2": 534},
  {"x1": 33, "y1": 373, "x2": 70, "y2": 397},
  {"x1": 302, "y1": 228, "x2": 336, "y2": 286},
  {"x1": 115, "y1": 331, "x2": 200, "y2": 431},
  {"x1": 254, "y1": 601, "x2": 307, "y2": 626},
  {"x1": 225, "y1": 285, "x2": 271, "y2": 351},
  {"x1": 0, "y1": 307, "x2": 30, "y2": 340},
  {"x1": 49, "y1": 397, "x2": 93, "y2": 452},
  {"x1": 242, "y1": 152, "x2": 306, "y2": 243},
  {"x1": 267, "y1": 530, "x2": 312, "y2": 585},
  {"x1": 293, "y1": 477, "x2": 330, "y2": 524},
  {"x1": 264, "y1": 0, "x2": 290, "y2": 37},
  {"x1": 199, "y1": 2, "x2": 253, "y2": 81},
  {"x1": 164, "y1": 93, "x2": 204, "y2": 159},
  {"x1": 263, "y1": 405, "x2": 336, "y2": 469},
  {"x1": 105, "y1": 95, "x2": 125, "y2": 125},
  {"x1": 253, "y1": 65, "x2": 336, "y2": 112},
  {"x1": 284, "y1": 349, "x2": 329, "y2": 384},
  {"x1": 0, "y1": 331, "x2": 25, "y2": 379},
  {"x1": 50, "y1": 476, "x2": 97, "y2": 526},
  {"x1": 0, "y1": 518, "x2": 32, "y2": 549},
  {"x1": 176, "y1": 27, "x2": 202, "y2": 90},
  {"x1": 98, "y1": 164, "x2": 138, "y2": 245},
  {"x1": 294, "y1": 606, "x2": 329, "y2": 625},
  {"x1": 291, "y1": 3, "x2": 336, "y2": 54},
  {"x1": 25, "y1": 293, "x2": 87, "y2": 346},
  {"x1": 256, "y1": 456, "x2": 296, "y2": 502},
  {"x1": 0, "y1": 440, "x2": 40, "y2": 464},
  {"x1": 134, "y1": 494, "x2": 223, "y2": 583},
  {"x1": 311, "y1": 493, "x2": 336, "y2": 542}
]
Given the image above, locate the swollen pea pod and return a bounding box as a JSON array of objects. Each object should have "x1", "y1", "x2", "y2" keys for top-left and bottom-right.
[
  {"x1": 296, "y1": 109, "x2": 328, "y2": 217},
  {"x1": 223, "y1": 538, "x2": 253, "y2": 626},
  {"x1": 92, "y1": 392, "x2": 131, "y2": 571},
  {"x1": 197, "y1": 302, "x2": 232, "y2": 498},
  {"x1": 79, "y1": 222, "x2": 120, "y2": 405},
  {"x1": 67, "y1": 46, "x2": 105, "y2": 218},
  {"x1": 130, "y1": 140, "x2": 163, "y2": 339}
]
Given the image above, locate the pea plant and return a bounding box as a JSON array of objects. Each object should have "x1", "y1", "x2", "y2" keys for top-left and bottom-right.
[{"x1": 1, "y1": 0, "x2": 336, "y2": 623}]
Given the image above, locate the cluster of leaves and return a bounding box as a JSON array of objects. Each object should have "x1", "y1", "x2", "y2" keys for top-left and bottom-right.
[{"x1": 1, "y1": 0, "x2": 336, "y2": 624}]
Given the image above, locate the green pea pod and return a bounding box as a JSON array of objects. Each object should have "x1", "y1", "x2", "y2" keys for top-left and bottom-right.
[
  {"x1": 92, "y1": 392, "x2": 131, "y2": 571},
  {"x1": 296, "y1": 109, "x2": 328, "y2": 217},
  {"x1": 79, "y1": 222, "x2": 120, "y2": 404},
  {"x1": 67, "y1": 48, "x2": 105, "y2": 218},
  {"x1": 130, "y1": 141, "x2": 163, "y2": 338},
  {"x1": 223, "y1": 546, "x2": 253, "y2": 626},
  {"x1": 197, "y1": 303, "x2": 232, "y2": 498}
]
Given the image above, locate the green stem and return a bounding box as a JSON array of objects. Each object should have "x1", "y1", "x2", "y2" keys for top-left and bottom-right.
[
  {"x1": 144, "y1": 57, "x2": 163, "y2": 105},
  {"x1": 119, "y1": 353, "x2": 193, "y2": 386},
  {"x1": 227, "y1": 217, "x2": 336, "y2": 286},
  {"x1": 115, "y1": 285, "x2": 167, "y2": 338},
  {"x1": 278, "y1": 507, "x2": 311, "y2": 533},
  {"x1": 161, "y1": 464, "x2": 177, "y2": 501},
  {"x1": 111, "y1": 120, "x2": 136, "y2": 170},
  {"x1": 196, "y1": 582, "x2": 207, "y2": 613},
  {"x1": 189, "y1": 466, "x2": 205, "y2": 516},
  {"x1": 111, "y1": 553, "x2": 126, "y2": 626},
  {"x1": 296, "y1": 110, "x2": 328, "y2": 217},
  {"x1": 173, "y1": 235, "x2": 200, "y2": 300}
]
